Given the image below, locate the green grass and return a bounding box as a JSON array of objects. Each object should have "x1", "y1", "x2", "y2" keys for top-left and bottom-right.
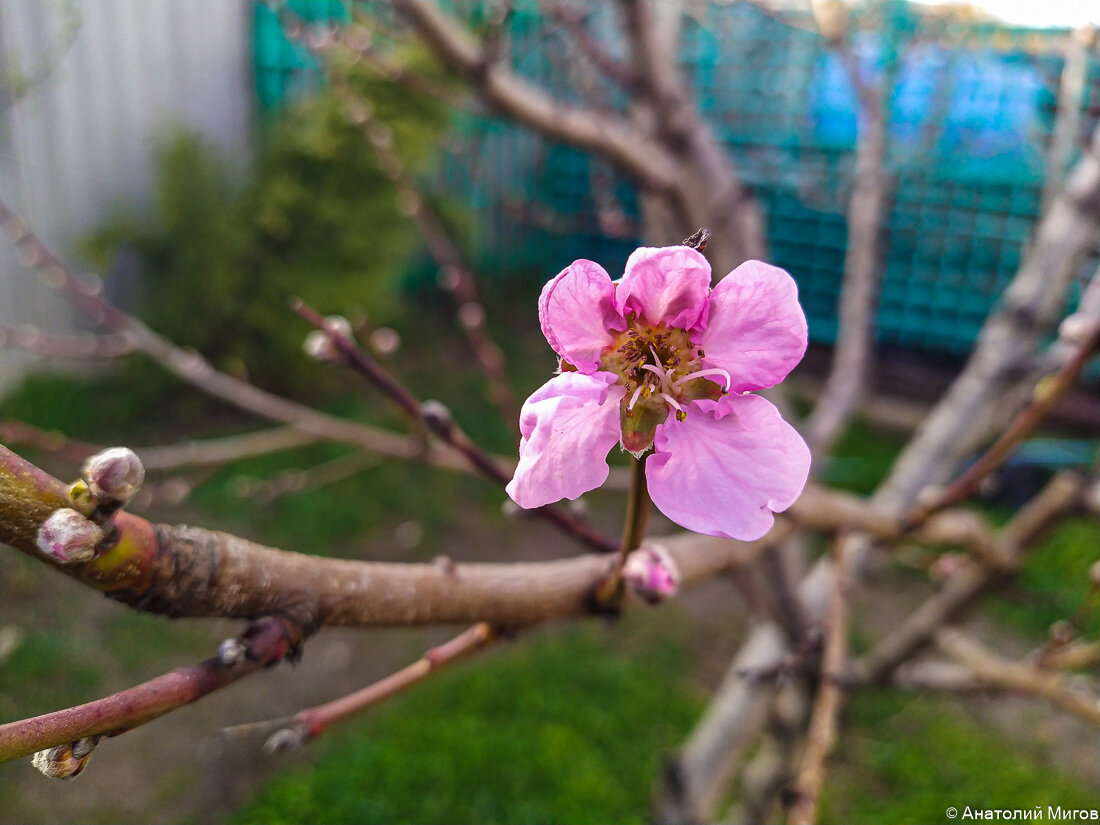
[
  {"x1": 232, "y1": 623, "x2": 702, "y2": 825},
  {"x1": 821, "y1": 692, "x2": 1100, "y2": 825}
]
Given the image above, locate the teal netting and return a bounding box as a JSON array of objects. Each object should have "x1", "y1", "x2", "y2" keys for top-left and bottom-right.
[{"x1": 251, "y1": 1, "x2": 1099, "y2": 356}]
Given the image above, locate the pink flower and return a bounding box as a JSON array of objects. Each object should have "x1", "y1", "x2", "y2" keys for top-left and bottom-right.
[{"x1": 506, "y1": 246, "x2": 811, "y2": 541}]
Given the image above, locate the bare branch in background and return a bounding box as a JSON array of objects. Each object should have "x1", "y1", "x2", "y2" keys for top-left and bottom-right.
[
  {"x1": 854, "y1": 472, "x2": 1087, "y2": 684},
  {"x1": 934, "y1": 629, "x2": 1100, "y2": 726},
  {"x1": 786, "y1": 534, "x2": 856, "y2": 825},
  {"x1": 1041, "y1": 25, "x2": 1096, "y2": 213},
  {"x1": 878, "y1": 121, "x2": 1100, "y2": 512},
  {"x1": 0, "y1": 325, "x2": 136, "y2": 359},
  {"x1": 805, "y1": 33, "x2": 897, "y2": 455}
]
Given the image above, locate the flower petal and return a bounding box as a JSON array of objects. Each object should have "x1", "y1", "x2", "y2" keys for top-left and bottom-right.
[
  {"x1": 700, "y1": 260, "x2": 808, "y2": 393},
  {"x1": 615, "y1": 246, "x2": 712, "y2": 330},
  {"x1": 646, "y1": 394, "x2": 810, "y2": 540},
  {"x1": 506, "y1": 372, "x2": 625, "y2": 508},
  {"x1": 538, "y1": 260, "x2": 624, "y2": 372}
]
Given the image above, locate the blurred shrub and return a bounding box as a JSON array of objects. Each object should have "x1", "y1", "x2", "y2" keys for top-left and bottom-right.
[{"x1": 84, "y1": 50, "x2": 450, "y2": 396}]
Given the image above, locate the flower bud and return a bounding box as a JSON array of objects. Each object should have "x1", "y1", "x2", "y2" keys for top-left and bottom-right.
[
  {"x1": 622, "y1": 543, "x2": 681, "y2": 604},
  {"x1": 369, "y1": 327, "x2": 401, "y2": 356},
  {"x1": 217, "y1": 637, "x2": 248, "y2": 668},
  {"x1": 1058, "y1": 312, "x2": 1100, "y2": 346},
  {"x1": 36, "y1": 509, "x2": 103, "y2": 564},
  {"x1": 303, "y1": 316, "x2": 353, "y2": 362},
  {"x1": 264, "y1": 726, "x2": 306, "y2": 755},
  {"x1": 31, "y1": 736, "x2": 98, "y2": 779},
  {"x1": 83, "y1": 447, "x2": 145, "y2": 506}
]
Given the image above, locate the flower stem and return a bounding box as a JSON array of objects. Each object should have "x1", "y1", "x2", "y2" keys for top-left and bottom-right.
[{"x1": 596, "y1": 454, "x2": 651, "y2": 606}]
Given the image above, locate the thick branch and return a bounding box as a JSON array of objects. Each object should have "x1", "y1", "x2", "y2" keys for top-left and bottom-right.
[
  {"x1": 877, "y1": 122, "x2": 1100, "y2": 512},
  {"x1": 0, "y1": 445, "x2": 760, "y2": 629}
]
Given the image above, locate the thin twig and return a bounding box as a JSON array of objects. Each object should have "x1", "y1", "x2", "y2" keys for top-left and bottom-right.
[
  {"x1": 254, "y1": 622, "x2": 495, "y2": 749},
  {"x1": 283, "y1": 15, "x2": 522, "y2": 429},
  {"x1": 0, "y1": 616, "x2": 304, "y2": 763},
  {"x1": 292, "y1": 300, "x2": 618, "y2": 553},
  {"x1": 907, "y1": 320, "x2": 1100, "y2": 525},
  {"x1": 0, "y1": 325, "x2": 136, "y2": 359}
]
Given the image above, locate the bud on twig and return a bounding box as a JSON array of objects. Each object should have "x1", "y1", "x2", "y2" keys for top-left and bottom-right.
[
  {"x1": 31, "y1": 736, "x2": 98, "y2": 779},
  {"x1": 302, "y1": 315, "x2": 353, "y2": 362},
  {"x1": 264, "y1": 726, "x2": 307, "y2": 755},
  {"x1": 622, "y1": 543, "x2": 681, "y2": 604},
  {"x1": 83, "y1": 447, "x2": 145, "y2": 507},
  {"x1": 420, "y1": 400, "x2": 454, "y2": 433},
  {"x1": 217, "y1": 637, "x2": 248, "y2": 668},
  {"x1": 36, "y1": 509, "x2": 104, "y2": 564}
]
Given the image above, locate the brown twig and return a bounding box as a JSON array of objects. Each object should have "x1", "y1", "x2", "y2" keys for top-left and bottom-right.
[
  {"x1": 292, "y1": 300, "x2": 618, "y2": 553},
  {"x1": 253, "y1": 622, "x2": 495, "y2": 750},
  {"x1": 295, "y1": 23, "x2": 521, "y2": 429},
  {"x1": 906, "y1": 318, "x2": 1100, "y2": 525},
  {"x1": 0, "y1": 615, "x2": 305, "y2": 763},
  {"x1": 0, "y1": 200, "x2": 478, "y2": 476},
  {"x1": 0, "y1": 443, "x2": 761, "y2": 628}
]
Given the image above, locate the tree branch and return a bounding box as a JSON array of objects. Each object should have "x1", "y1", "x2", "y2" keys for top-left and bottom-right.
[
  {"x1": 854, "y1": 472, "x2": 1087, "y2": 684},
  {"x1": 0, "y1": 615, "x2": 305, "y2": 764},
  {"x1": 786, "y1": 534, "x2": 856, "y2": 825},
  {"x1": 396, "y1": 0, "x2": 681, "y2": 193},
  {"x1": 1, "y1": 444, "x2": 763, "y2": 629},
  {"x1": 934, "y1": 629, "x2": 1100, "y2": 726},
  {"x1": 877, "y1": 121, "x2": 1100, "y2": 512},
  {"x1": 805, "y1": 41, "x2": 895, "y2": 455}
]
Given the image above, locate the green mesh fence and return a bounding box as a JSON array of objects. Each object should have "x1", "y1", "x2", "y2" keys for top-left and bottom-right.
[{"x1": 251, "y1": 1, "x2": 1099, "y2": 356}]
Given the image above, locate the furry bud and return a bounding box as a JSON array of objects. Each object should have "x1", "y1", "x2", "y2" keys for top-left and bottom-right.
[
  {"x1": 36, "y1": 509, "x2": 103, "y2": 564},
  {"x1": 31, "y1": 737, "x2": 98, "y2": 779},
  {"x1": 83, "y1": 447, "x2": 145, "y2": 506}
]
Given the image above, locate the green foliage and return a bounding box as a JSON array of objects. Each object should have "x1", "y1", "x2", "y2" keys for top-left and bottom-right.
[
  {"x1": 820, "y1": 692, "x2": 1100, "y2": 824},
  {"x1": 990, "y1": 515, "x2": 1099, "y2": 638},
  {"x1": 82, "y1": 50, "x2": 451, "y2": 396},
  {"x1": 232, "y1": 625, "x2": 702, "y2": 825}
]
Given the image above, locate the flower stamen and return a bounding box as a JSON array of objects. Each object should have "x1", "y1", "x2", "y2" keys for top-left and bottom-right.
[
  {"x1": 660, "y1": 393, "x2": 686, "y2": 421},
  {"x1": 674, "y1": 367, "x2": 732, "y2": 393}
]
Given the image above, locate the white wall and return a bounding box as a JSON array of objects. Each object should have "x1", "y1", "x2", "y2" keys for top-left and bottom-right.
[{"x1": 0, "y1": 0, "x2": 253, "y2": 395}]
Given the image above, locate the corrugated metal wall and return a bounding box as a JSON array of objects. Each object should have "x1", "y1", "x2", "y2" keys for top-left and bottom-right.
[{"x1": 0, "y1": 0, "x2": 253, "y2": 394}]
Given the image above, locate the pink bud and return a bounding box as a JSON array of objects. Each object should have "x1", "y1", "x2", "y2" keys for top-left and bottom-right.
[
  {"x1": 622, "y1": 543, "x2": 681, "y2": 604},
  {"x1": 83, "y1": 447, "x2": 144, "y2": 505},
  {"x1": 36, "y1": 509, "x2": 103, "y2": 564}
]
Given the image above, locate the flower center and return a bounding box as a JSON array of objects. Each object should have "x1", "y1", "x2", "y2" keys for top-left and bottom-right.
[{"x1": 598, "y1": 316, "x2": 730, "y2": 454}]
